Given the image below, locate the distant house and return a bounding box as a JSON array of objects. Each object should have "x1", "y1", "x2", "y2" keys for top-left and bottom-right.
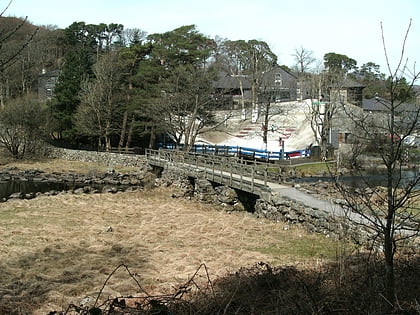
[
  {"x1": 38, "y1": 69, "x2": 60, "y2": 100},
  {"x1": 213, "y1": 73, "x2": 252, "y2": 109},
  {"x1": 213, "y1": 66, "x2": 298, "y2": 109},
  {"x1": 329, "y1": 79, "x2": 367, "y2": 149},
  {"x1": 329, "y1": 78, "x2": 365, "y2": 107},
  {"x1": 371, "y1": 98, "x2": 419, "y2": 131},
  {"x1": 260, "y1": 66, "x2": 298, "y2": 102},
  {"x1": 332, "y1": 96, "x2": 420, "y2": 149}
]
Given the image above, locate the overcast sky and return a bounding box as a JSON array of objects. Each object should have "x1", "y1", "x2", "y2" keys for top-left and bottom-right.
[{"x1": 4, "y1": 0, "x2": 420, "y2": 74}]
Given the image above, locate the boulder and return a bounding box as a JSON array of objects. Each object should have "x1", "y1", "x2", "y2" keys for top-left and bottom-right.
[{"x1": 215, "y1": 186, "x2": 238, "y2": 205}]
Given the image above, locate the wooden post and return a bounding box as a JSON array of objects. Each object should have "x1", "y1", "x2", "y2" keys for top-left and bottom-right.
[
  {"x1": 251, "y1": 167, "x2": 254, "y2": 192},
  {"x1": 229, "y1": 162, "x2": 232, "y2": 186},
  {"x1": 264, "y1": 167, "x2": 267, "y2": 186}
]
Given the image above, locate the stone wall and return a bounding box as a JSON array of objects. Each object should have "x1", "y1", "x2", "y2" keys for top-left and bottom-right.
[
  {"x1": 253, "y1": 194, "x2": 366, "y2": 241},
  {"x1": 47, "y1": 147, "x2": 147, "y2": 168},
  {"x1": 1, "y1": 147, "x2": 157, "y2": 201}
]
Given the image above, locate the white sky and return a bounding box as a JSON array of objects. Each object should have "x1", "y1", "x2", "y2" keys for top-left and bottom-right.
[{"x1": 4, "y1": 0, "x2": 420, "y2": 74}]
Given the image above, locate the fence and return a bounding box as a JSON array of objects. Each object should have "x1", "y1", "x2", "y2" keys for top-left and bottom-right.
[
  {"x1": 159, "y1": 143, "x2": 311, "y2": 160},
  {"x1": 145, "y1": 148, "x2": 283, "y2": 196}
]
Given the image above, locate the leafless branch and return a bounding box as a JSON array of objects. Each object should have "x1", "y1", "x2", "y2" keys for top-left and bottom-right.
[
  {"x1": 381, "y1": 19, "x2": 412, "y2": 80},
  {"x1": 0, "y1": 0, "x2": 13, "y2": 17}
]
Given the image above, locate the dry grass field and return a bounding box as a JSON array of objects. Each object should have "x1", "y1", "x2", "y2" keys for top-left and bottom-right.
[{"x1": 0, "y1": 158, "x2": 341, "y2": 314}]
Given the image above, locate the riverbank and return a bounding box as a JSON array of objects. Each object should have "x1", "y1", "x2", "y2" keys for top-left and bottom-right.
[{"x1": 0, "y1": 155, "x2": 418, "y2": 314}]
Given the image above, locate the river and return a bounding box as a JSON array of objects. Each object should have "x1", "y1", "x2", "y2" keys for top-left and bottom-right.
[{"x1": 294, "y1": 168, "x2": 419, "y2": 189}]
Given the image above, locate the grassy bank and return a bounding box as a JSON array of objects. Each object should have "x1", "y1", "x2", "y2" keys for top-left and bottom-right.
[
  {"x1": 0, "y1": 156, "x2": 417, "y2": 314},
  {"x1": 0, "y1": 156, "x2": 343, "y2": 313}
]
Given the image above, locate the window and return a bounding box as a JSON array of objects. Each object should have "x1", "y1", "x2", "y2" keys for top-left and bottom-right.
[{"x1": 274, "y1": 73, "x2": 282, "y2": 86}]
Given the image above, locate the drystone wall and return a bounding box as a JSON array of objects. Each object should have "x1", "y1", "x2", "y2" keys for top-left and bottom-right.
[
  {"x1": 253, "y1": 195, "x2": 366, "y2": 241},
  {"x1": 0, "y1": 167, "x2": 154, "y2": 202},
  {"x1": 47, "y1": 147, "x2": 147, "y2": 168}
]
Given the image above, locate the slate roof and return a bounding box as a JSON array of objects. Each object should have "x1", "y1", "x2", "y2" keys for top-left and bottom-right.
[
  {"x1": 213, "y1": 66, "x2": 297, "y2": 90},
  {"x1": 362, "y1": 97, "x2": 390, "y2": 111},
  {"x1": 362, "y1": 97, "x2": 419, "y2": 113},
  {"x1": 213, "y1": 74, "x2": 252, "y2": 89}
]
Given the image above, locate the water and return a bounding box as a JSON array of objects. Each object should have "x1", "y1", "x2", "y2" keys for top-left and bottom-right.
[
  {"x1": 294, "y1": 169, "x2": 419, "y2": 189},
  {"x1": 0, "y1": 180, "x2": 125, "y2": 200}
]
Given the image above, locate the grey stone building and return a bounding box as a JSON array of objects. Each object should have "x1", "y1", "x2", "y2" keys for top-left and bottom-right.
[{"x1": 38, "y1": 69, "x2": 60, "y2": 100}]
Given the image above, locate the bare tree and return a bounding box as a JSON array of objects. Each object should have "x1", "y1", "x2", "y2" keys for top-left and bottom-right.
[
  {"x1": 155, "y1": 64, "x2": 220, "y2": 151},
  {"x1": 335, "y1": 20, "x2": 420, "y2": 310},
  {"x1": 293, "y1": 47, "x2": 316, "y2": 101},
  {"x1": 218, "y1": 40, "x2": 249, "y2": 119},
  {"x1": 293, "y1": 46, "x2": 315, "y2": 76},
  {"x1": 245, "y1": 40, "x2": 277, "y2": 113},
  {"x1": 306, "y1": 64, "x2": 345, "y2": 160},
  {"x1": 257, "y1": 75, "x2": 290, "y2": 153},
  {"x1": 0, "y1": 1, "x2": 38, "y2": 106},
  {"x1": 75, "y1": 51, "x2": 125, "y2": 151},
  {"x1": 0, "y1": 94, "x2": 46, "y2": 158}
]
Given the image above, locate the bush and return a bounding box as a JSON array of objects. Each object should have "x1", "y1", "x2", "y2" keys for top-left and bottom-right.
[{"x1": 0, "y1": 95, "x2": 47, "y2": 159}]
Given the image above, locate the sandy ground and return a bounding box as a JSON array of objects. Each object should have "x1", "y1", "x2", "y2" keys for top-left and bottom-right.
[{"x1": 0, "y1": 186, "x2": 333, "y2": 314}]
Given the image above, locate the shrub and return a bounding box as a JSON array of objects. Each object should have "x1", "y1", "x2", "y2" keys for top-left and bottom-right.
[{"x1": 0, "y1": 95, "x2": 47, "y2": 159}]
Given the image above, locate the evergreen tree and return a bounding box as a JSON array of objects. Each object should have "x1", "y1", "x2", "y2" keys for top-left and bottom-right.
[
  {"x1": 49, "y1": 22, "x2": 124, "y2": 142},
  {"x1": 49, "y1": 22, "x2": 95, "y2": 141}
]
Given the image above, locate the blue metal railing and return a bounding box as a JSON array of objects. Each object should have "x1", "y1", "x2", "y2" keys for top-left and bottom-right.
[{"x1": 158, "y1": 143, "x2": 311, "y2": 160}]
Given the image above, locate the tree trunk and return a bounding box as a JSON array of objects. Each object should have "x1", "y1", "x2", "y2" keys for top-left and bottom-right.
[
  {"x1": 121, "y1": 82, "x2": 133, "y2": 150},
  {"x1": 148, "y1": 125, "x2": 156, "y2": 149},
  {"x1": 105, "y1": 136, "x2": 111, "y2": 152},
  {"x1": 97, "y1": 136, "x2": 102, "y2": 151},
  {"x1": 384, "y1": 221, "x2": 395, "y2": 307},
  {"x1": 320, "y1": 131, "x2": 329, "y2": 160},
  {"x1": 251, "y1": 81, "x2": 257, "y2": 110},
  {"x1": 183, "y1": 95, "x2": 199, "y2": 151},
  {"x1": 105, "y1": 120, "x2": 111, "y2": 152},
  {"x1": 125, "y1": 114, "x2": 135, "y2": 150},
  {"x1": 384, "y1": 189, "x2": 395, "y2": 306},
  {"x1": 383, "y1": 111, "x2": 397, "y2": 308},
  {"x1": 262, "y1": 102, "x2": 270, "y2": 152},
  {"x1": 118, "y1": 110, "x2": 128, "y2": 149},
  {"x1": 239, "y1": 79, "x2": 246, "y2": 120}
]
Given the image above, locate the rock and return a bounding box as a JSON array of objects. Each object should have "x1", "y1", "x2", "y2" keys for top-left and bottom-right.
[
  {"x1": 129, "y1": 179, "x2": 140, "y2": 185},
  {"x1": 79, "y1": 296, "x2": 94, "y2": 307},
  {"x1": 215, "y1": 186, "x2": 238, "y2": 205},
  {"x1": 124, "y1": 186, "x2": 140, "y2": 192},
  {"x1": 102, "y1": 186, "x2": 118, "y2": 193},
  {"x1": 9, "y1": 192, "x2": 23, "y2": 199},
  {"x1": 106, "y1": 168, "x2": 115, "y2": 174},
  {"x1": 44, "y1": 190, "x2": 59, "y2": 196},
  {"x1": 73, "y1": 188, "x2": 84, "y2": 195},
  {"x1": 24, "y1": 192, "x2": 36, "y2": 200},
  {"x1": 232, "y1": 202, "x2": 246, "y2": 211},
  {"x1": 82, "y1": 186, "x2": 94, "y2": 193}
]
